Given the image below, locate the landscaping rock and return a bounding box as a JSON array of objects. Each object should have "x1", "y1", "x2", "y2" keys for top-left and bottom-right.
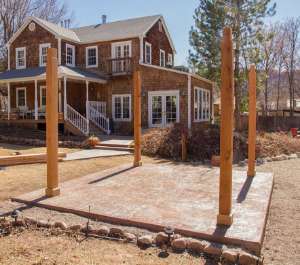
[
  {"x1": 155, "y1": 232, "x2": 169, "y2": 246},
  {"x1": 187, "y1": 238, "x2": 206, "y2": 253},
  {"x1": 239, "y1": 251, "x2": 259, "y2": 265},
  {"x1": 256, "y1": 158, "x2": 264, "y2": 165},
  {"x1": 109, "y1": 227, "x2": 124, "y2": 238},
  {"x1": 221, "y1": 248, "x2": 239, "y2": 263},
  {"x1": 54, "y1": 221, "x2": 67, "y2": 230},
  {"x1": 203, "y1": 242, "x2": 223, "y2": 256},
  {"x1": 124, "y1": 232, "x2": 136, "y2": 242},
  {"x1": 24, "y1": 217, "x2": 38, "y2": 225},
  {"x1": 69, "y1": 224, "x2": 83, "y2": 231},
  {"x1": 81, "y1": 224, "x2": 93, "y2": 233},
  {"x1": 137, "y1": 235, "x2": 153, "y2": 248},
  {"x1": 37, "y1": 220, "x2": 51, "y2": 228},
  {"x1": 171, "y1": 238, "x2": 187, "y2": 252},
  {"x1": 97, "y1": 226, "x2": 110, "y2": 236}
]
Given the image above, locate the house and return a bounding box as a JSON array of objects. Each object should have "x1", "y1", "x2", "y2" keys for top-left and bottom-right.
[{"x1": 0, "y1": 14, "x2": 214, "y2": 136}]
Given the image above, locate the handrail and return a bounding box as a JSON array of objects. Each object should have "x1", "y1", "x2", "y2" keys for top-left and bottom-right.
[
  {"x1": 66, "y1": 104, "x2": 89, "y2": 135},
  {"x1": 88, "y1": 101, "x2": 106, "y2": 115},
  {"x1": 107, "y1": 57, "x2": 133, "y2": 75},
  {"x1": 88, "y1": 104, "x2": 110, "y2": 135}
]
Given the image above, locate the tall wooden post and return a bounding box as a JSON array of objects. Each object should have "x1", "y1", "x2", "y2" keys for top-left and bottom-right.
[
  {"x1": 45, "y1": 48, "x2": 60, "y2": 197},
  {"x1": 247, "y1": 65, "x2": 257, "y2": 177},
  {"x1": 217, "y1": 27, "x2": 234, "y2": 226},
  {"x1": 133, "y1": 71, "x2": 142, "y2": 167}
]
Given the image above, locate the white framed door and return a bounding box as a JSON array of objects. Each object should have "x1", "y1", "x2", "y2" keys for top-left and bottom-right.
[{"x1": 148, "y1": 90, "x2": 180, "y2": 128}]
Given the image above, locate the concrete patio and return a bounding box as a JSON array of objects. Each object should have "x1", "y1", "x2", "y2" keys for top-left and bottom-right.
[{"x1": 12, "y1": 163, "x2": 273, "y2": 255}]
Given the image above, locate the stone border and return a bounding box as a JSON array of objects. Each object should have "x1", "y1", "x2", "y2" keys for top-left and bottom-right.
[{"x1": 0, "y1": 216, "x2": 263, "y2": 265}]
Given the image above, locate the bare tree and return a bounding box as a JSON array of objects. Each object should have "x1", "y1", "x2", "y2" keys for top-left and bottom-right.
[
  {"x1": 0, "y1": 0, "x2": 69, "y2": 69},
  {"x1": 283, "y1": 18, "x2": 300, "y2": 117}
]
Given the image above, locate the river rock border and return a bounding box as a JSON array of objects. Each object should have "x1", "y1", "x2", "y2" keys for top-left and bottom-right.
[{"x1": 1, "y1": 216, "x2": 263, "y2": 265}]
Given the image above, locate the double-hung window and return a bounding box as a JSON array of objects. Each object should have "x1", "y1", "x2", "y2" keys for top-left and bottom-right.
[
  {"x1": 145, "y1": 42, "x2": 152, "y2": 64},
  {"x1": 16, "y1": 47, "x2": 26, "y2": 69},
  {"x1": 160, "y1": 49, "x2": 165, "y2": 67},
  {"x1": 167, "y1": 53, "x2": 173, "y2": 66},
  {"x1": 66, "y1": 43, "x2": 75, "y2": 67},
  {"x1": 86, "y1": 46, "x2": 98, "y2": 68},
  {"x1": 16, "y1": 87, "x2": 26, "y2": 109},
  {"x1": 112, "y1": 94, "x2": 131, "y2": 121},
  {"x1": 194, "y1": 87, "x2": 211, "y2": 122},
  {"x1": 39, "y1": 43, "x2": 51, "y2": 66}
]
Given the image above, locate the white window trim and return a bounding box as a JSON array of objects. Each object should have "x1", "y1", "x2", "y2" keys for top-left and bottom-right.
[
  {"x1": 16, "y1": 87, "x2": 27, "y2": 108},
  {"x1": 66, "y1": 43, "x2": 75, "y2": 67},
  {"x1": 148, "y1": 90, "x2": 180, "y2": 128},
  {"x1": 111, "y1": 41, "x2": 132, "y2": 58},
  {"x1": 160, "y1": 49, "x2": 165, "y2": 67},
  {"x1": 86, "y1": 46, "x2": 98, "y2": 68},
  {"x1": 112, "y1": 94, "x2": 132, "y2": 122},
  {"x1": 39, "y1": 85, "x2": 46, "y2": 108},
  {"x1": 145, "y1": 42, "x2": 152, "y2": 64},
  {"x1": 167, "y1": 53, "x2": 173, "y2": 66},
  {"x1": 194, "y1": 87, "x2": 211, "y2": 122},
  {"x1": 39, "y1": 43, "x2": 51, "y2": 67},
  {"x1": 16, "y1": 47, "x2": 26, "y2": 69}
]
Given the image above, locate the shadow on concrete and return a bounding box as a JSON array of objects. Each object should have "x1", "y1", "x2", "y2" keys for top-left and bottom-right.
[
  {"x1": 88, "y1": 166, "x2": 135, "y2": 184},
  {"x1": 236, "y1": 176, "x2": 254, "y2": 203}
]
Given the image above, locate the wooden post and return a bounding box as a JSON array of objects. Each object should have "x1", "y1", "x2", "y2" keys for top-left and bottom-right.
[
  {"x1": 34, "y1": 80, "x2": 38, "y2": 120},
  {"x1": 133, "y1": 71, "x2": 142, "y2": 167},
  {"x1": 217, "y1": 27, "x2": 234, "y2": 226},
  {"x1": 45, "y1": 48, "x2": 60, "y2": 197},
  {"x1": 247, "y1": 65, "x2": 257, "y2": 177}
]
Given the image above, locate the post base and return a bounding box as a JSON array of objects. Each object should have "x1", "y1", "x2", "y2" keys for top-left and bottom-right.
[
  {"x1": 45, "y1": 187, "x2": 60, "y2": 197},
  {"x1": 217, "y1": 214, "x2": 233, "y2": 226},
  {"x1": 247, "y1": 171, "x2": 256, "y2": 177},
  {"x1": 133, "y1": 161, "x2": 142, "y2": 167}
]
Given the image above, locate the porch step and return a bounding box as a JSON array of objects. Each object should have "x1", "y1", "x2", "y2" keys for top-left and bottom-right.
[{"x1": 94, "y1": 144, "x2": 134, "y2": 152}]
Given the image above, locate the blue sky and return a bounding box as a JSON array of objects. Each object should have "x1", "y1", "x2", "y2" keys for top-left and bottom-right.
[{"x1": 65, "y1": 0, "x2": 298, "y2": 66}]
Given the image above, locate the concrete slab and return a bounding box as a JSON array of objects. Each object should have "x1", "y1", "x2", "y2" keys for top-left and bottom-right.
[
  {"x1": 64, "y1": 149, "x2": 131, "y2": 161},
  {"x1": 98, "y1": 135, "x2": 133, "y2": 146},
  {"x1": 13, "y1": 163, "x2": 273, "y2": 255}
]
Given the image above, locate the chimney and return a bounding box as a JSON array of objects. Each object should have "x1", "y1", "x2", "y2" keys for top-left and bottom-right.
[{"x1": 102, "y1": 14, "x2": 107, "y2": 24}]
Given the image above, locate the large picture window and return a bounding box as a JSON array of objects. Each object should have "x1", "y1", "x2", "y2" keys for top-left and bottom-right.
[
  {"x1": 194, "y1": 87, "x2": 211, "y2": 122},
  {"x1": 86, "y1": 46, "x2": 98, "y2": 68},
  {"x1": 16, "y1": 47, "x2": 26, "y2": 69},
  {"x1": 66, "y1": 43, "x2": 75, "y2": 67},
  {"x1": 39, "y1": 43, "x2": 51, "y2": 66},
  {"x1": 112, "y1": 94, "x2": 131, "y2": 121}
]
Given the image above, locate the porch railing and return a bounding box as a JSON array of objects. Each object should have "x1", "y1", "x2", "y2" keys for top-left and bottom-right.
[
  {"x1": 66, "y1": 104, "x2": 89, "y2": 136},
  {"x1": 88, "y1": 101, "x2": 106, "y2": 116},
  {"x1": 106, "y1": 57, "x2": 133, "y2": 75},
  {"x1": 88, "y1": 104, "x2": 110, "y2": 135}
]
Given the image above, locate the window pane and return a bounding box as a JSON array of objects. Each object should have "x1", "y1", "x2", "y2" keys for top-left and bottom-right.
[
  {"x1": 114, "y1": 97, "x2": 122, "y2": 119},
  {"x1": 166, "y1": 95, "x2": 177, "y2": 124},
  {"x1": 123, "y1": 96, "x2": 130, "y2": 119},
  {"x1": 18, "y1": 90, "x2": 26, "y2": 106},
  {"x1": 88, "y1": 48, "x2": 96, "y2": 66},
  {"x1": 152, "y1": 96, "x2": 162, "y2": 125}
]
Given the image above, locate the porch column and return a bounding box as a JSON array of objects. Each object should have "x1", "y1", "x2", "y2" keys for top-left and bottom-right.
[
  {"x1": 34, "y1": 80, "x2": 38, "y2": 120},
  {"x1": 86, "y1": 80, "x2": 89, "y2": 120},
  {"x1": 58, "y1": 80, "x2": 62, "y2": 113},
  {"x1": 7, "y1": 82, "x2": 10, "y2": 120},
  {"x1": 187, "y1": 75, "x2": 192, "y2": 130},
  {"x1": 217, "y1": 27, "x2": 234, "y2": 226},
  {"x1": 63, "y1": 77, "x2": 67, "y2": 119}
]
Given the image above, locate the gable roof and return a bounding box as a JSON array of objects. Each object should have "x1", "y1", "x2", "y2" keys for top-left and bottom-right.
[{"x1": 7, "y1": 15, "x2": 176, "y2": 52}]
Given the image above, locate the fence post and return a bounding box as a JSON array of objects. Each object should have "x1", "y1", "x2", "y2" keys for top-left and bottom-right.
[
  {"x1": 217, "y1": 27, "x2": 234, "y2": 226},
  {"x1": 45, "y1": 48, "x2": 60, "y2": 197},
  {"x1": 248, "y1": 65, "x2": 257, "y2": 177}
]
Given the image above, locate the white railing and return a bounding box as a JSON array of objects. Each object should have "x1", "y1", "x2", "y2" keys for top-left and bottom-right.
[
  {"x1": 88, "y1": 104, "x2": 110, "y2": 135},
  {"x1": 88, "y1": 101, "x2": 106, "y2": 116},
  {"x1": 66, "y1": 104, "x2": 89, "y2": 136}
]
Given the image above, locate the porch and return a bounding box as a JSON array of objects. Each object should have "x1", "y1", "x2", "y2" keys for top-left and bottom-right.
[{"x1": 0, "y1": 66, "x2": 111, "y2": 136}]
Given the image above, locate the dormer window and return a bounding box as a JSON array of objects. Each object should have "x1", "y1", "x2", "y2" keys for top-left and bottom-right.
[
  {"x1": 39, "y1": 43, "x2": 51, "y2": 66},
  {"x1": 66, "y1": 43, "x2": 75, "y2": 67},
  {"x1": 86, "y1": 46, "x2": 98, "y2": 68},
  {"x1": 145, "y1": 42, "x2": 152, "y2": 64},
  {"x1": 160, "y1": 49, "x2": 165, "y2": 67},
  {"x1": 16, "y1": 47, "x2": 26, "y2": 69}
]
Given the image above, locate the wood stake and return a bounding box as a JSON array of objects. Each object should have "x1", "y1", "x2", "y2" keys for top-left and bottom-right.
[
  {"x1": 133, "y1": 71, "x2": 142, "y2": 167},
  {"x1": 217, "y1": 27, "x2": 234, "y2": 226},
  {"x1": 45, "y1": 48, "x2": 60, "y2": 197},
  {"x1": 247, "y1": 65, "x2": 257, "y2": 177}
]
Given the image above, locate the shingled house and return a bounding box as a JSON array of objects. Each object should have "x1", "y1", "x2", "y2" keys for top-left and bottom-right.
[{"x1": 0, "y1": 15, "x2": 214, "y2": 136}]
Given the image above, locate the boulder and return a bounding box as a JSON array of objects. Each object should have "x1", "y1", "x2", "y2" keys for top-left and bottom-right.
[
  {"x1": 155, "y1": 232, "x2": 169, "y2": 246},
  {"x1": 203, "y1": 243, "x2": 223, "y2": 257},
  {"x1": 187, "y1": 238, "x2": 206, "y2": 253},
  {"x1": 137, "y1": 235, "x2": 153, "y2": 248},
  {"x1": 239, "y1": 251, "x2": 259, "y2": 265},
  {"x1": 37, "y1": 219, "x2": 52, "y2": 228},
  {"x1": 171, "y1": 238, "x2": 187, "y2": 252},
  {"x1": 97, "y1": 226, "x2": 110, "y2": 236},
  {"x1": 109, "y1": 227, "x2": 124, "y2": 238},
  {"x1": 54, "y1": 221, "x2": 68, "y2": 230},
  {"x1": 221, "y1": 248, "x2": 239, "y2": 263},
  {"x1": 69, "y1": 224, "x2": 83, "y2": 231},
  {"x1": 24, "y1": 217, "x2": 38, "y2": 225},
  {"x1": 124, "y1": 232, "x2": 136, "y2": 242}
]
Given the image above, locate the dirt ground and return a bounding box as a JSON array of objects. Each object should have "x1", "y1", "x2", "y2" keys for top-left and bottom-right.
[{"x1": 0, "y1": 144, "x2": 299, "y2": 264}]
